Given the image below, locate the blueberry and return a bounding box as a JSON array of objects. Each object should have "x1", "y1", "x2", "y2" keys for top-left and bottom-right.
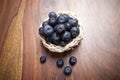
[
  {"x1": 40, "y1": 56, "x2": 46, "y2": 64},
  {"x1": 39, "y1": 27, "x2": 44, "y2": 36},
  {"x1": 60, "y1": 41, "x2": 66, "y2": 47},
  {"x1": 70, "y1": 27, "x2": 79, "y2": 38},
  {"x1": 65, "y1": 23, "x2": 71, "y2": 30},
  {"x1": 62, "y1": 14, "x2": 70, "y2": 22},
  {"x1": 69, "y1": 56, "x2": 77, "y2": 66},
  {"x1": 49, "y1": 11, "x2": 57, "y2": 18},
  {"x1": 56, "y1": 59, "x2": 64, "y2": 68},
  {"x1": 49, "y1": 17, "x2": 57, "y2": 26},
  {"x1": 64, "y1": 66, "x2": 72, "y2": 75},
  {"x1": 54, "y1": 24, "x2": 66, "y2": 34},
  {"x1": 51, "y1": 33, "x2": 60, "y2": 45},
  {"x1": 68, "y1": 18, "x2": 78, "y2": 26},
  {"x1": 42, "y1": 21, "x2": 49, "y2": 27},
  {"x1": 43, "y1": 25, "x2": 54, "y2": 37},
  {"x1": 58, "y1": 15, "x2": 66, "y2": 23},
  {"x1": 62, "y1": 31, "x2": 71, "y2": 42}
]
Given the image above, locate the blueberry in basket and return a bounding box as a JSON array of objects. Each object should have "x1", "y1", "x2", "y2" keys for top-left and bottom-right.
[{"x1": 39, "y1": 11, "x2": 82, "y2": 53}]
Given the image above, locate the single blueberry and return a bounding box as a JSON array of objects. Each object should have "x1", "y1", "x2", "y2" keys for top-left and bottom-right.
[
  {"x1": 40, "y1": 56, "x2": 46, "y2": 64},
  {"x1": 62, "y1": 31, "x2": 71, "y2": 42},
  {"x1": 51, "y1": 32, "x2": 60, "y2": 45},
  {"x1": 68, "y1": 18, "x2": 78, "y2": 26},
  {"x1": 70, "y1": 27, "x2": 79, "y2": 38},
  {"x1": 69, "y1": 56, "x2": 77, "y2": 66},
  {"x1": 54, "y1": 24, "x2": 66, "y2": 34},
  {"x1": 49, "y1": 17, "x2": 57, "y2": 26},
  {"x1": 56, "y1": 59, "x2": 64, "y2": 68},
  {"x1": 62, "y1": 14, "x2": 70, "y2": 22},
  {"x1": 49, "y1": 11, "x2": 57, "y2": 18},
  {"x1": 64, "y1": 66, "x2": 72, "y2": 75},
  {"x1": 42, "y1": 21, "x2": 49, "y2": 27},
  {"x1": 43, "y1": 25, "x2": 54, "y2": 37},
  {"x1": 39, "y1": 27, "x2": 44, "y2": 36},
  {"x1": 58, "y1": 15, "x2": 66, "y2": 23}
]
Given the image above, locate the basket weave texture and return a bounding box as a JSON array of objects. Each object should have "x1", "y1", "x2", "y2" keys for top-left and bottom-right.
[{"x1": 39, "y1": 11, "x2": 83, "y2": 53}]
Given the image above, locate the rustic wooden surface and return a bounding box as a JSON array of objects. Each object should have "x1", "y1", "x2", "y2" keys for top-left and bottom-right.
[{"x1": 0, "y1": 0, "x2": 120, "y2": 80}]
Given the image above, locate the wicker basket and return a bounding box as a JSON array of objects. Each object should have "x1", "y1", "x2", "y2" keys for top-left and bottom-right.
[{"x1": 39, "y1": 11, "x2": 83, "y2": 53}]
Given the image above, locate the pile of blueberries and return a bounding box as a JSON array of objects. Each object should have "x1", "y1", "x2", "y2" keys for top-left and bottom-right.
[
  {"x1": 39, "y1": 11, "x2": 80, "y2": 47},
  {"x1": 40, "y1": 56, "x2": 77, "y2": 75}
]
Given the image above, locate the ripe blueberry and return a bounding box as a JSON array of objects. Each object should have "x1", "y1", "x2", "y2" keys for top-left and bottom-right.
[
  {"x1": 62, "y1": 31, "x2": 71, "y2": 42},
  {"x1": 49, "y1": 11, "x2": 57, "y2": 18},
  {"x1": 42, "y1": 21, "x2": 49, "y2": 27},
  {"x1": 56, "y1": 59, "x2": 64, "y2": 68},
  {"x1": 51, "y1": 32, "x2": 60, "y2": 45},
  {"x1": 62, "y1": 14, "x2": 70, "y2": 22},
  {"x1": 68, "y1": 18, "x2": 78, "y2": 26},
  {"x1": 64, "y1": 66, "x2": 72, "y2": 75},
  {"x1": 40, "y1": 56, "x2": 46, "y2": 64},
  {"x1": 70, "y1": 27, "x2": 79, "y2": 38},
  {"x1": 39, "y1": 27, "x2": 44, "y2": 36},
  {"x1": 54, "y1": 24, "x2": 66, "y2": 34},
  {"x1": 43, "y1": 25, "x2": 54, "y2": 37},
  {"x1": 49, "y1": 17, "x2": 57, "y2": 26},
  {"x1": 69, "y1": 56, "x2": 77, "y2": 66},
  {"x1": 58, "y1": 15, "x2": 66, "y2": 23}
]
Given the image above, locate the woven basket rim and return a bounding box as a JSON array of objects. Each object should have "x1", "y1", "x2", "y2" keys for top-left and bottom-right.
[{"x1": 39, "y1": 11, "x2": 83, "y2": 53}]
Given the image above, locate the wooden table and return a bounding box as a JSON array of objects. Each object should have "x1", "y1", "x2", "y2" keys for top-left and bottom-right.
[{"x1": 0, "y1": 0, "x2": 120, "y2": 80}]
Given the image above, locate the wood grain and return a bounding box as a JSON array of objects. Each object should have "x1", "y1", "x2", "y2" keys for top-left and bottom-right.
[
  {"x1": 0, "y1": 0, "x2": 120, "y2": 80},
  {"x1": 0, "y1": 0, "x2": 26, "y2": 80}
]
